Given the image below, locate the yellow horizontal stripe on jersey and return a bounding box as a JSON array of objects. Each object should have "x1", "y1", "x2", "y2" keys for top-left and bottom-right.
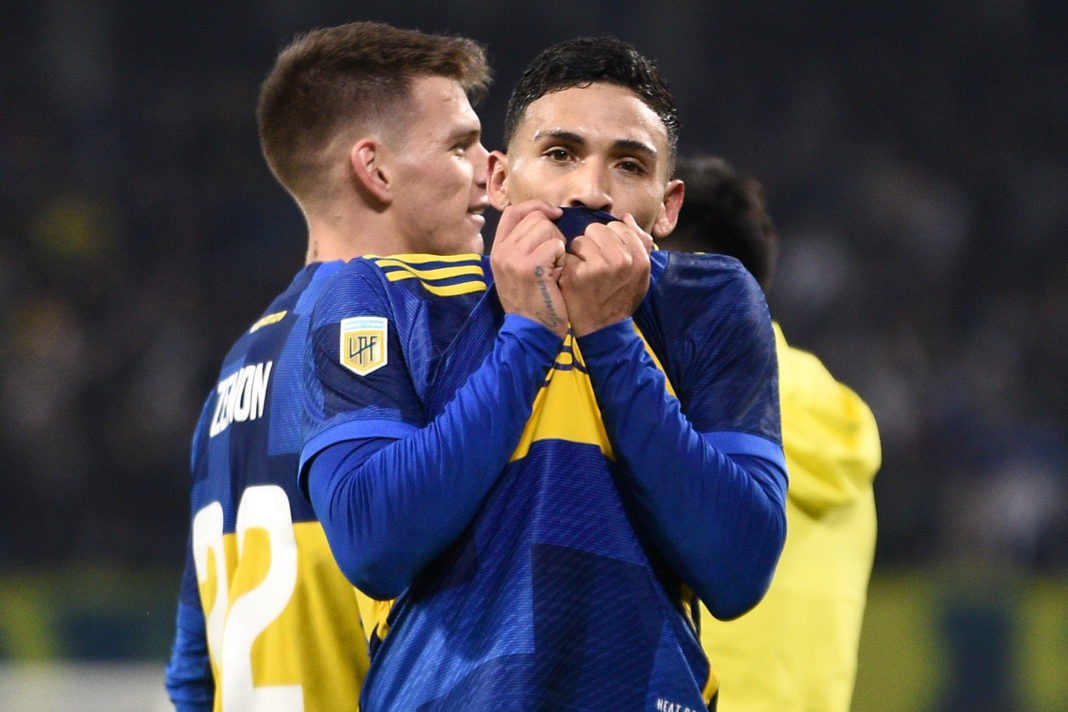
[
  {"x1": 370, "y1": 254, "x2": 484, "y2": 281},
  {"x1": 373, "y1": 260, "x2": 485, "y2": 280},
  {"x1": 509, "y1": 324, "x2": 675, "y2": 462},
  {"x1": 510, "y1": 334, "x2": 614, "y2": 462},
  {"x1": 382, "y1": 272, "x2": 488, "y2": 296},
  {"x1": 369, "y1": 256, "x2": 487, "y2": 296},
  {"x1": 554, "y1": 346, "x2": 576, "y2": 368},
  {"x1": 367, "y1": 252, "x2": 483, "y2": 264}
]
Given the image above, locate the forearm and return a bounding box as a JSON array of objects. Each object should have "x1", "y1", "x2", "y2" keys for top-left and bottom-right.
[
  {"x1": 309, "y1": 314, "x2": 561, "y2": 599},
  {"x1": 578, "y1": 319, "x2": 787, "y2": 619}
]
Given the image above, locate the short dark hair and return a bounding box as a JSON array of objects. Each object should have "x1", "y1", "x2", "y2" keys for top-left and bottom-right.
[
  {"x1": 257, "y1": 21, "x2": 491, "y2": 201},
  {"x1": 671, "y1": 155, "x2": 779, "y2": 290},
  {"x1": 503, "y1": 37, "x2": 679, "y2": 166}
]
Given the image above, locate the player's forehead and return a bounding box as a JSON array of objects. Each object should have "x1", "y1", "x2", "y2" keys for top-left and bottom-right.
[
  {"x1": 404, "y1": 75, "x2": 482, "y2": 136},
  {"x1": 515, "y1": 83, "x2": 668, "y2": 155}
]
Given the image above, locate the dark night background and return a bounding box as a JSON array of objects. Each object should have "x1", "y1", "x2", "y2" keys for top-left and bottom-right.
[{"x1": 1, "y1": 2, "x2": 1065, "y2": 709}]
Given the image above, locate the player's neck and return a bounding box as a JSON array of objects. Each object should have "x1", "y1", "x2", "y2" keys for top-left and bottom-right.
[{"x1": 304, "y1": 210, "x2": 407, "y2": 264}]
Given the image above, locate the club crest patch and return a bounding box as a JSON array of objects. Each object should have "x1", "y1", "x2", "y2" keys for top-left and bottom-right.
[{"x1": 340, "y1": 316, "x2": 388, "y2": 376}]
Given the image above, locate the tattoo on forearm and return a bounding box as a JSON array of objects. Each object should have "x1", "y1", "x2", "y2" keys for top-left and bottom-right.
[{"x1": 534, "y1": 265, "x2": 561, "y2": 327}]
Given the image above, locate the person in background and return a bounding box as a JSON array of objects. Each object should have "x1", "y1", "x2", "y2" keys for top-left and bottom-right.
[
  {"x1": 299, "y1": 37, "x2": 787, "y2": 710},
  {"x1": 666, "y1": 154, "x2": 882, "y2": 712},
  {"x1": 163, "y1": 21, "x2": 492, "y2": 711}
]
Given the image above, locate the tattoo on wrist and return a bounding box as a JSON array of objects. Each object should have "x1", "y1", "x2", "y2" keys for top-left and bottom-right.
[{"x1": 534, "y1": 265, "x2": 561, "y2": 327}]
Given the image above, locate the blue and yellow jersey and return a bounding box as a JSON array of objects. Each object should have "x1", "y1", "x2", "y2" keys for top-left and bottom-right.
[
  {"x1": 166, "y1": 262, "x2": 368, "y2": 712},
  {"x1": 301, "y1": 251, "x2": 783, "y2": 711}
]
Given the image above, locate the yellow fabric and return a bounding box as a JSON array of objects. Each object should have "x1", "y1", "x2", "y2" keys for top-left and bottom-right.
[
  {"x1": 701, "y1": 323, "x2": 881, "y2": 712},
  {"x1": 200, "y1": 520, "x2": 368, "y2": 712},
  {"x1": 354, "y1": 324, "x2": 719, "y2": 705}
]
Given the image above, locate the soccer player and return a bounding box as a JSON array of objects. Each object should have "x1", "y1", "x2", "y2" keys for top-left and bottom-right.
[
  {"x1": 301, "y1": 37, "x2": 787, "y2": 710},
  {"x1": 163, "y1": 22, "x2": 493, "y2": 711},
  {"x1": 666, "y1": 155, "x2": 882, "y2": 712}
]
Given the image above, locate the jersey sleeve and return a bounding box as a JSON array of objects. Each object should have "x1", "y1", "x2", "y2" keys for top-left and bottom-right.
[
  {"x1": 298, "y1": 260, "x2": 428, "y2": 490},
  {"x1": 302, "y1": 273, "x2": 563, "y2": 598},
  {"x1": 578, "y1": 253, "x2": 788, "y2": 619},
  {"x1": 643, "y1": 252, "x2": 782, "y2": 440},
  {"x1": 165, "y1": 401, "x2": 214, "y2": 712},
  {"x1": 164, "y1": 543, "x2": 213, "y2": 712},
  {"x1": 774, "y1": 323, "x2": 882, "y2": 515}
]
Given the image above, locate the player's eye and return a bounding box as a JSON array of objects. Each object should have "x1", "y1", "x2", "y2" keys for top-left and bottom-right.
[
  {"x1": 544, "y1": 148, "x2": 573, "y2": 162},
  {"x1": 617, "y1": 159, "x2": 646, "y2": 175},
  {"x1": 451, "y1": 132, "x2": 480, "y2": 154}
]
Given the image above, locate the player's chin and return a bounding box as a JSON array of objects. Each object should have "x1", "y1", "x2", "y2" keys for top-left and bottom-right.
[
  {"x1": 467, "y1": 233, "x2": 485, "y2": 255},
  {"x1": 463, "y1": 217, "x2": 486, "y2": 253},
  {"x1": 447, "y1": 231, "x2": 483, "y2": 256}
]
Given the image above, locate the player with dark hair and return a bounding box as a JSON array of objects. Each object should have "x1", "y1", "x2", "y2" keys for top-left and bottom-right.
[
  {"x1": 163, "y1": 21, "x2": 492, "y2": 711},
  {"x1": 501, "y1": 36, "x2": 681, "y2": 166},
  {"x1": 665, "y1": 155, "x2": 778, "y2": 288},
  {"x1": 667, "y1": 154, "x2": 881, "y2": 712},
  {"x1": 301, "y1": 36, "x2": 786, "y2": 710}
]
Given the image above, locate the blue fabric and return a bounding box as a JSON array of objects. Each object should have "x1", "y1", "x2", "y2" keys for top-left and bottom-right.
[
  {"x1": 578, "y1": 316, "x2": 787, "y2": 619},
  {"x1": 165, "y1": 261, "x2": 347, "y2": 706},
  {"x1": 300, "y1": 251, "x2": 783, "y2": 709},
  {"x1": 306, "y1": 313, "x2": 562, "y2": 598},
  {"x1": 359, "y1": 439, "x2": 712, "y2": 712},
  {"x1": 164, "y1": 574, "x2": 213, "y2": 712},
  {"x1": 553, "y1": 205, "x2": 617, "y2": 245}
]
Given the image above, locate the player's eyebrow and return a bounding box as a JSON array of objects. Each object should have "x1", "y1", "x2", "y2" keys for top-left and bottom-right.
[
  {"x1": 610, "y1": 138, "x2": 658, "y2": 162},
  {"x1": 532, "y1": 129, "x2": 658, "y2": 162},
  {"x1": 453, "y1": 131, "x2": 480, "y2": 148},
  {"x1": 532, "y1": 129, "x2": 586, "y2": 146},
  {"x1": 447, "y1": 123, "x2": 482, "y2": 144}
]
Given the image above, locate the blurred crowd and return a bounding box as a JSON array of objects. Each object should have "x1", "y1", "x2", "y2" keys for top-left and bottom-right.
[{"x1": 2, "y1": 1, "x2": 1065, "y2": 573}]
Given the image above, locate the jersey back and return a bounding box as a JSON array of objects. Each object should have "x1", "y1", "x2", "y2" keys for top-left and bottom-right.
[{"x1": 183, "y1": 262, "x2": 368, "y2": 711}]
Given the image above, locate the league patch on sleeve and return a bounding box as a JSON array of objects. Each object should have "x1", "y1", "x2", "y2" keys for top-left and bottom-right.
[{"x1": 340, "y1": 316, "x2": 388, "y2": 376}]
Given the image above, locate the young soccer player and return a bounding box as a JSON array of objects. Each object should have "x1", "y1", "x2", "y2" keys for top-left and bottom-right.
[
  {"x1": 164, "y1": 21, "x2": 492, "y2": 711},
  {"x1": 301, "y1": 37, "x2": 787, "y2": 711}
]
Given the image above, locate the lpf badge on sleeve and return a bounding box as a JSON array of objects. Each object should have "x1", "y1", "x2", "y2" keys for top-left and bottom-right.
[{"x1": 340, "y1": 316, "x2": 388, "y2": 376}]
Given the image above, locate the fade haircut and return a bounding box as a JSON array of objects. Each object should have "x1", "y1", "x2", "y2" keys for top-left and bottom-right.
[
  {"x1": 257, "y1": 21, "x2": 491, "y2": 202},
  {"x1": 503, "y1": 37, "x2": 680, "y2": 169},
  {"x1": 671, "y1": 155, "x2": 779, "y2": 290}
]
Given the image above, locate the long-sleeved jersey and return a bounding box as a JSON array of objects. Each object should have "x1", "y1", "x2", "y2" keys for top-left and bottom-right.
[{"x1": 300, "y1": 250, "x2": 786, "y2": 711}]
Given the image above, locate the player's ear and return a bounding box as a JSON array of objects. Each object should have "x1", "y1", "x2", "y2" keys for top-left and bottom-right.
[
  {"x1": 651, "y1": 178, "x2": 685, "y2": 239},
  {"x1": 351, "y1": 139, "x2": 392, "y2": 205},
  {"x1": 487, "y1": 150, "x2": 511, "y2": 211}
]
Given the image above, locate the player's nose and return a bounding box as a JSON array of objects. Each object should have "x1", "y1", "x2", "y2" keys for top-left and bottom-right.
[
  {"x1": 473, "y1": 142, "x2": 490, "y2": 189},
  {"x1": 566, "y1": 161, "x2": 612, "y2": 213}
]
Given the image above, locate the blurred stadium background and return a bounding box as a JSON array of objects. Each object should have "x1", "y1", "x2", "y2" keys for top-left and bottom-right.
[{"x1": 1, "y1": 2, "x2": 1065, "y2": 710}]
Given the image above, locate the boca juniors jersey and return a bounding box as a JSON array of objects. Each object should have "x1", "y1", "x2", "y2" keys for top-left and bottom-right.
[
  {"x1": 301, "y1": 250, "x2": 782, "y2": 711},
  {"x1": 166, "y1": 262, "x2": 368, "y2": 712}
]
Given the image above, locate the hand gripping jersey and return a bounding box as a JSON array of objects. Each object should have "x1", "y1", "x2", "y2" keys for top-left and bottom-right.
[
  {"x1": 165, "y1": 262, "x2": 369, "y2": 712},
  {"x1": 300, "y1": 251, "x2": 786, "y2": 711}
]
